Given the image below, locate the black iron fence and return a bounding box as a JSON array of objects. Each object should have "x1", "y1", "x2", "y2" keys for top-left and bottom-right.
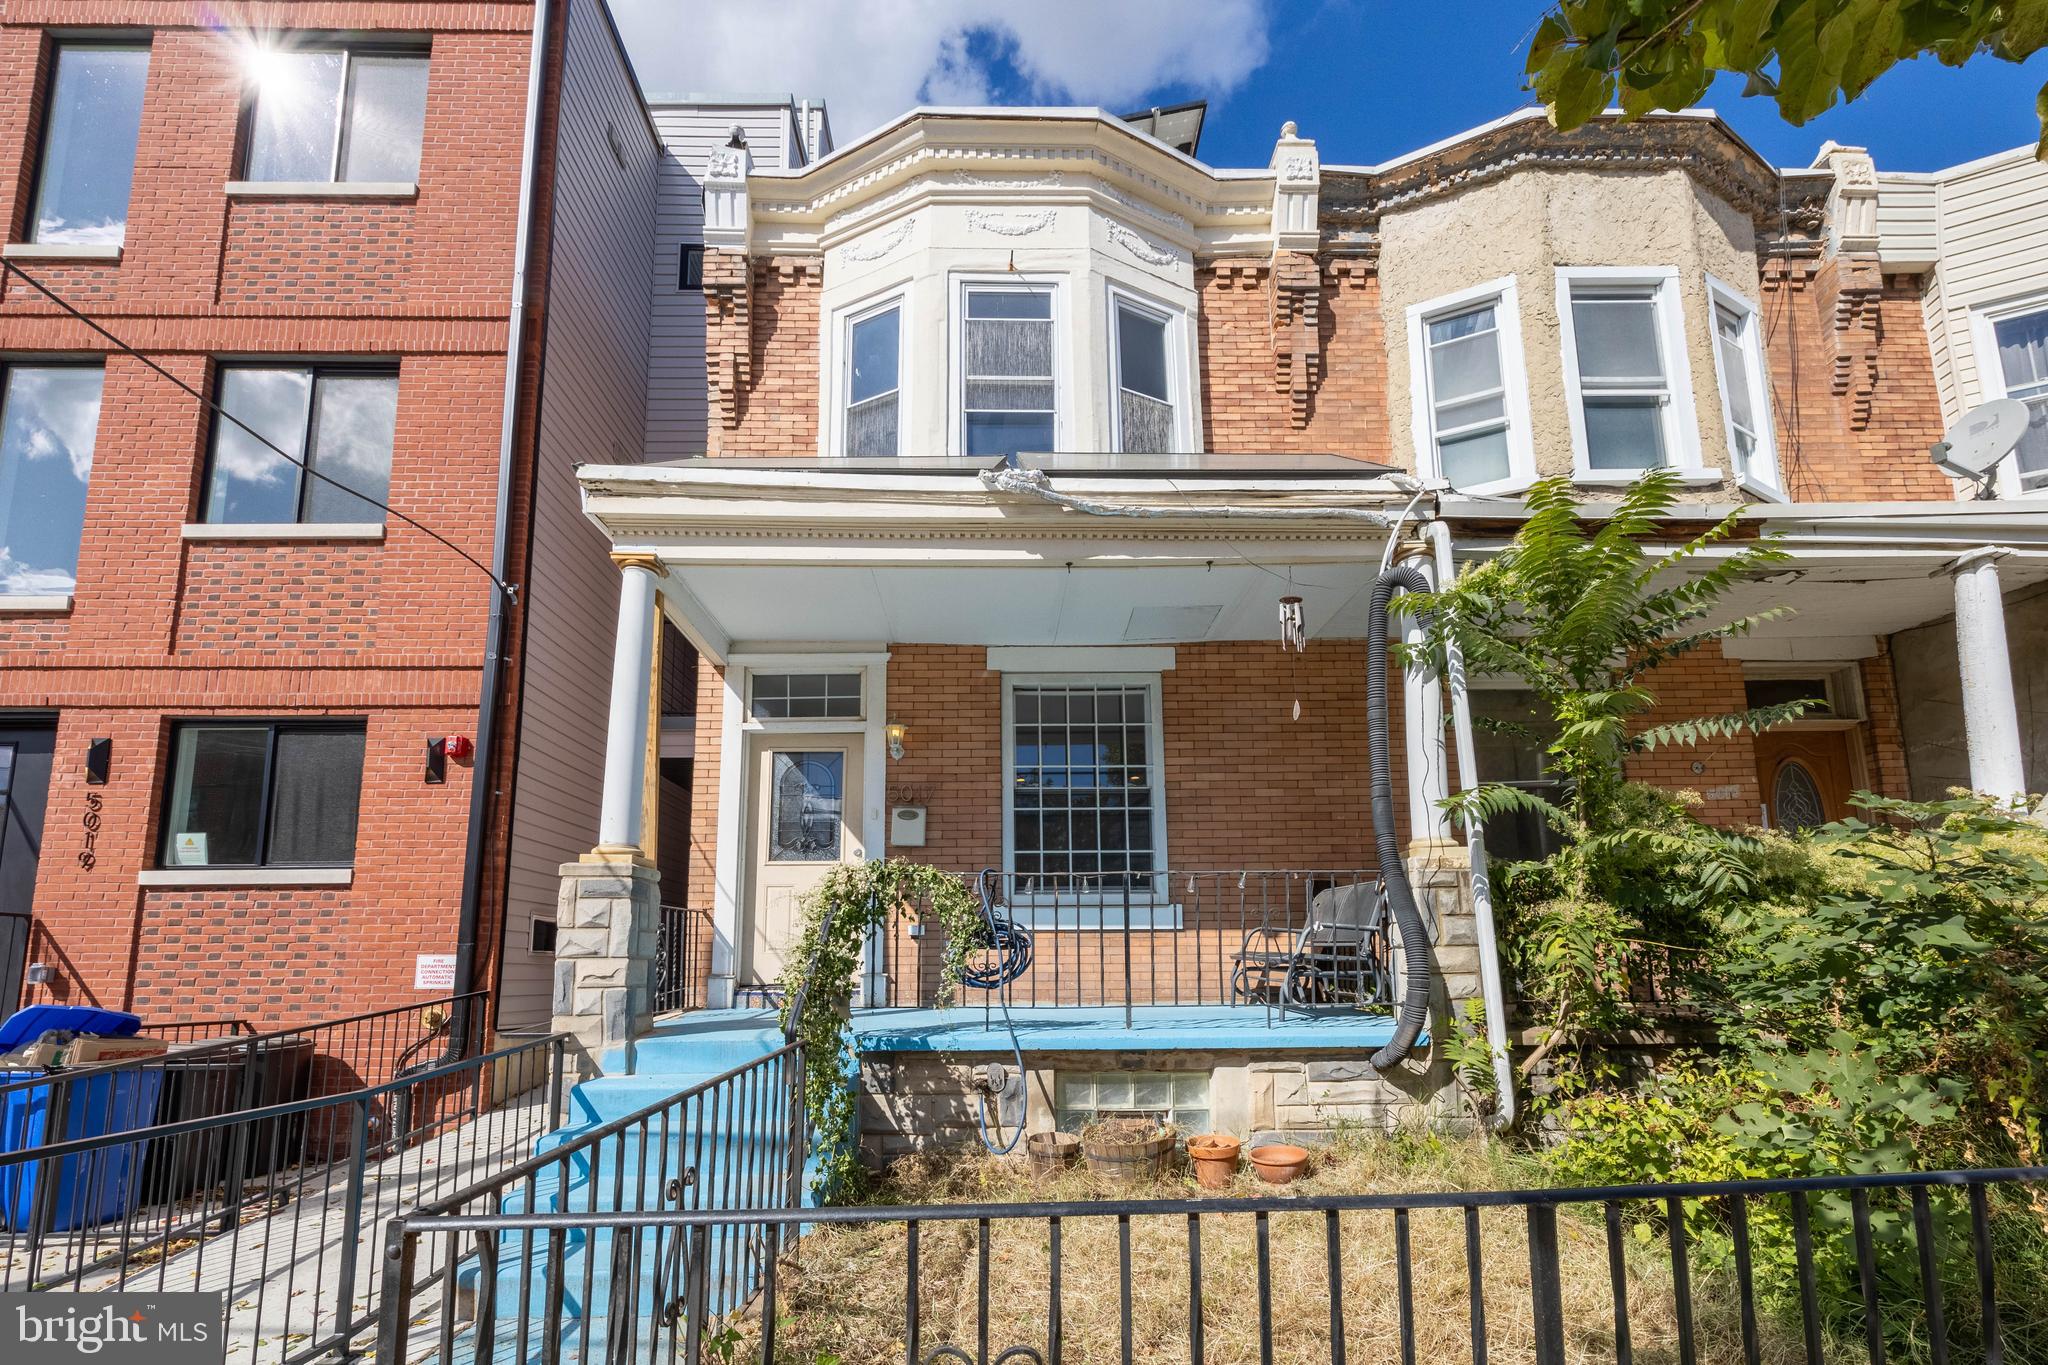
[
  {"x1": 655, "y1": 903, "x2": 713, "y2": 1015},
  {"x1": 0, "y1": 1029, "x2": 567, "y2": 1364},
  {"x1": 380, "y1": 1164, "x2": 2047, "y2": 1365},
  {"x1": 377, "y1": 1038, "x2": 807, "y2": 1365},
  {"x1": 872, "y1": 869, "x2": 1390, "y2": 1023}
]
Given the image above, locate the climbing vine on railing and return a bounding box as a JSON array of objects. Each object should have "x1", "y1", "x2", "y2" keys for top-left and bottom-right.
[{"x1": 778, "y1": 859, "x2": 987, "y2": 1202}]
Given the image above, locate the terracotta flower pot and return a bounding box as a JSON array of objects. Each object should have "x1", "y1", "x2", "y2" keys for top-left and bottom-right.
[
  {"x1": 1186, "y1": 1134, "x2": 1242, "y2": 1190},
  {"x1": 1246, "y1": 1142, "x2": 1310, "y2": 1185}
]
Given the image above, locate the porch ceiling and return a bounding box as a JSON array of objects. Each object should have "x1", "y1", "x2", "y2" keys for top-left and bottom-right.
[{"x1": 1719, "y1": 551, "x2": 2048, "y2": 651}]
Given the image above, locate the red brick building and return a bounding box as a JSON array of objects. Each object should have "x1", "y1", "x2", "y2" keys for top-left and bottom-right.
[{"x1": 0, "y1": 0, "x2": 665, "y2": 1036}]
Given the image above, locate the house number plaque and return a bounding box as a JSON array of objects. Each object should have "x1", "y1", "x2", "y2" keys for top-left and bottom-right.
[{"x1": 78, "y1": 791, "x2": 103, "y2": 870}]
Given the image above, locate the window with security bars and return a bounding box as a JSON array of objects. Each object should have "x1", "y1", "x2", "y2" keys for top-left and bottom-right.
[
  {"x1": 1112, "y1": 299, "x2": 1175, "y2": 453},
  {"x1": 1993, "y1": 307, "x2": 2048, "y2": 488},
  {"x1": 962, "y1": 287, "x2": 1056, "y2": 457},
  {"x1": 1008, "y1": 682, "x2": 1159, "y2": 888}
]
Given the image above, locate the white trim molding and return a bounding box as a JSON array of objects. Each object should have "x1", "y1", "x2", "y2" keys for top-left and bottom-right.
[
  {"x1": 987, "y1": 646, "x2": 1175, "y2": 672},
  {"x1": 1555, "y1": 266, "x2": 1709, "y2": 481},
  {"x1": 1704, "y1": 274, "x2": 1784, "y2": 499},
  {"x1": 139, "y1": 867, "x2": 354, "y2": 888},
  {"x1": 1966, "y1": 290, "x2": 2048, "y2": 497},
  {"x1": 181, "y1": 522, "x2": 386, "y2": 541},
  {"x1": 0, "y1": 595, "x2": 74, "y2": 613},
  {"x1": 3, "y1": 243, "x2": 121, "y2": 261},
  {"x1": 1405, "y1": 275, "x2": 1536, "y2": 495},
  {"x1": 224, "y1": 181, "x2": 418, "y2": 199}
]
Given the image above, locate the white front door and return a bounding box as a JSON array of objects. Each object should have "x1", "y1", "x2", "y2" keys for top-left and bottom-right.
[{"x1": 741, "y1": 735, "x2": 865, "y2": 991}]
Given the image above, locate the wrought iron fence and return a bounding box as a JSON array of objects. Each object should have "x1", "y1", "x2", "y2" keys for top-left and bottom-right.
[
  {"x1": 381, "y1": 1164, "x2": 2047, "y2": 1365},
  {"x1": 378, "y1": 1039, "x2": 807, "y2": 1365},
  {"x1": 0, "y1": 1029, "x2": 566, "y2": 1363},
  {"x1": 140, "y1": 1017, "x2": 260, "y2": 1044},
  {"x1": 654, "y1": 903, "x2": 713, "y2": 1015},
  {"x1": 870, "y1": 869, "x2": 1390, "y2": 1025}
]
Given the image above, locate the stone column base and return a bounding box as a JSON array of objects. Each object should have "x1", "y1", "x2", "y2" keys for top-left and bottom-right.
[{"x1": 551, "y1": 854, "x2": 661, "y2": 1075}]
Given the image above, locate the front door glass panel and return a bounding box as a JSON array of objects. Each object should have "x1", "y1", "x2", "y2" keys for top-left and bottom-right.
[{"x1": 768, "y1": 751, "x2": 845, "y2": 862}]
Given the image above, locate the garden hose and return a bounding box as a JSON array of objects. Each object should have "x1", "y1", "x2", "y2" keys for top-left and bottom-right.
[
  {"x1": 968, "y1": 868, "x2": 1031, "y2": 1155},
  {"x1": 1367, "y1": 562, "x2": 1438, "y2": 1071}
]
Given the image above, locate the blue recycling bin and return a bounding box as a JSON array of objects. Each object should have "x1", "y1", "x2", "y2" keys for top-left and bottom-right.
[{"x1": 1, "y1": 1069, "x2": 166, "y2": 1232}]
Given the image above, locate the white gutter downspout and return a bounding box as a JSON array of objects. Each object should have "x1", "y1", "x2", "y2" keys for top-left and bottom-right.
[
  {"x1": 450, "y1": 0, "x2": 549, "y2": 1049},
  {"x1": 1429, "y1": 518, "x2": 1517, "y2": 1130}
]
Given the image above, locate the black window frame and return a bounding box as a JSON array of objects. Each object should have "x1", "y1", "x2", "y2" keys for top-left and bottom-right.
[
  {"x1": 0, "y1": 358, "x2": 106, "y2": 595},
  {"x1": 235, "y1": 39, "x2": 431, "y2": 185},
  {"x1": 156, "y1": 718, "x2": 368, "y2": 870},
  {"x1": 678, "y1": 244, "x2": 704, "y2": 291},
  {"x1": 199, "y1": 360, "x2": 400, "y2": 525},
  {"x1": 23, "y1": 36, "x2": 153, "y2": 248}
]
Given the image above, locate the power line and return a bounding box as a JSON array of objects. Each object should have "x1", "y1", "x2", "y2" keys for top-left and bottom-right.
[{"x1": 1, "y1": 258, "x2": 515, "y2": 601}]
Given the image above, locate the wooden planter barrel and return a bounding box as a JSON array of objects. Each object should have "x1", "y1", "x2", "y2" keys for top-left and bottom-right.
[{"x1": 1081, "y1": 1123, "x2": 1175, "y2": 1185}]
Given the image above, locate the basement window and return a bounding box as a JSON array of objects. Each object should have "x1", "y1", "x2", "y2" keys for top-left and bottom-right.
[
  {"x1": 1055, "y1": 1069, "x2": 1209, "y2": 1136},
  {"x1": 242, "y1": 43, "x2": 429, "y2": 184},
  {"x1": 160, "y1": 720, "x2": 366, "y2": 869}
]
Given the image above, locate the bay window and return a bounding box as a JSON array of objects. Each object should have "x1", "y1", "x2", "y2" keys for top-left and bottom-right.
[
  {"x1": 1111, "y1": 294, "x2": 1178, "y2": 453},
  {"x1": 842, "y1": 301, "x2": 901, "y2": 457},
  {"x1": 1706, "y1": 280, "x2": 1781, "y2": 493},
  {"x1": 1408, "y1": 278, "x2": 1532, "y2": 491},
  {"x1": 243, "y1": 44, "x2": 429, "y2": 185},
  {"x1": 0, "y1": 365, "x2": 103, "y2": 599},
  {"x1": 27, "y1": 44, "x2": 150, "y2": 247},
  {"x1": 961, "y1": 284, "x2": 1058, "y2": 457},
  {"x1": 203, "y1": 365, "x2": 398, "y2": 525},
  {"x1": 1984, "y1": 303, "x2": 2048, "y2": 489},
  {"x1": 1558, "y1": 268, "x2": 1700, "y2": 477}
]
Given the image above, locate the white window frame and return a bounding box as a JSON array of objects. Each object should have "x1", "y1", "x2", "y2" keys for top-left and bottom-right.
[
  {"x1": 1405, "y1": 275, "x2": 1535, "y2": 494},
  {"x1": 1704, "y1": 276, "x2": 1784, "y2": 500},
  {"x1": 1555, "y1": 266, "x2": 1711, "y2": 484},
  {"x1": 951, "y1": 273, "x2": 1067, "y2": 459},
  {"x1": 1106, "y1": 283, "x2": 1189, "y2": 454},
  {"x1": 999, "y1": 672, "x2": 1174, "y2": 929},
  {"x1": 829, "y1": 287, "x2": 908, "y2": 459},
  {"x1": 1966, "y1": 290, "x2": 2048, "y2": 496}
]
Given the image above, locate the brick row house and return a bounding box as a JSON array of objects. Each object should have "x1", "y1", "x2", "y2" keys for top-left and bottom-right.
[
  {"x1": 0, "y1": 0, "x2": 689, "y2": 1043},
  {"x1": 554, "y1": 103, "x2": 2048, "y2": 1149}
]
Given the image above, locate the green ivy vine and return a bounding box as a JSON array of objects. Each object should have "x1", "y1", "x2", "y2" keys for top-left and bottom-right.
[{"x1": 776, "y1": 859, "x2": 988, "y2": 1202}]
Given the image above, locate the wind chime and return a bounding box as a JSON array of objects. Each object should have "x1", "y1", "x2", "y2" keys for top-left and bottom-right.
[{"x1": 1278, "y1": 594, "x2": 1306, "y2": 720}]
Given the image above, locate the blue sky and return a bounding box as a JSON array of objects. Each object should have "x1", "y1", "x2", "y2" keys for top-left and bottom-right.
[{"x1": 615, "y1": 0, "x2": 2047, "y2": 172}]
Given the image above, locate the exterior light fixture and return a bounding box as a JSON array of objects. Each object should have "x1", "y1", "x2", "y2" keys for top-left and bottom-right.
[{"x1": 885, "y1": 722, "x2": 908, "y2": 761}]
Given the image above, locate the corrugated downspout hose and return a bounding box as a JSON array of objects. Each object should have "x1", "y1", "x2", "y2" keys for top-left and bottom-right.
[{"x1": 1367, "y1": 561, "x2": 1435, "y2": 1071}]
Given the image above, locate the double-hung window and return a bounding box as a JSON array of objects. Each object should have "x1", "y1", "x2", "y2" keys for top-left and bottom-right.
[
  {"x1": 1558, "y1": 268, "x2": 1698, "y2": 476},
  {"x1": 1982, "y1": 303, "x2": 2048, "y2": 490},
  {"x1": 243, "y1": 44, "x2": 429, "y2": 185},
  {"x1": 961, "y1": 284, "x2": 1057, "y2": 457},
  {"x1": 0, "y1": 365, "x2": 103, "y2": 599},
  {"x1": 27, "y1": 44, "x2": 151, "y2": 248},
  {"x1": 1706, "y1": 280, "x2": 1781, "y2": 493},
  {"x1": 1111, "y1": 294, "x2": 1178, "y2": 453},
  {"x1": 160, "y1": 721, "x2": 367, "y2": 869},
  {"x1": 1005, "y1": 678, "x2": 1164, "y2": 896},
  {"x1": 1409, "y1": 278, "x2": 1531, "y2": 490},
  {"x1": 203, "y1": 365, "x2": 398, "y2": 525},
  {"x1": 842, "y1": 301, "x2": 901, "y2": 457}
]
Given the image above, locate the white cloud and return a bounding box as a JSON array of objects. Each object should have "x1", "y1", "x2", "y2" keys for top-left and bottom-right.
[{"x1": 612, "y1": 0, "x2": 1272, "y2": 146}]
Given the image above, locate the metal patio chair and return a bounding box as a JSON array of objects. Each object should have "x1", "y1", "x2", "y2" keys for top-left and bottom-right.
[{"x1": 1230, "y1": 879, "x2": 1391, "y2": 1008}]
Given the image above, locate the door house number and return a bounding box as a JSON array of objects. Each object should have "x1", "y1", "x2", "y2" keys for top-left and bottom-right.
[{"x1": 78, "y1": 791, "x2": 103, "y2": 869}]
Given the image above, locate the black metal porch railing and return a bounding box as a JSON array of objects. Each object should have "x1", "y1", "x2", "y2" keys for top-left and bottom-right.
[
  {"x1": 377, "y1": 1038, "x2": 808, "y2": 1365},
  {"x1": 654, "y1": 902, "x2": 713, "y2": 1015},
  {"x1": 873, "y1": 869, "x2": 1390, "y2": 1023},
  {"x1": 0, "y1": 1028, "x2": 567, "y2": 1364},
  {"x1": 379, "y1": 1164, "x2": 2047, "y2": 1365}
]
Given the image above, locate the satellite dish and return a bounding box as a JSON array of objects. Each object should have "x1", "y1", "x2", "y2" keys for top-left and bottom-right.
[{"x1": 1931, "y1": 398, "x2": 2032, "y2": 497}]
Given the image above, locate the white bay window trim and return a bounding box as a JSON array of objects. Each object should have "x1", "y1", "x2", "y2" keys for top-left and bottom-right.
[
  {"x1": 1000, "y1": 672, "x2": 1174, "y2": 929},
  {"x1": 1556, "y1": 266, "x2": 1712, "y2": 484},
  {"x1": 1107, "y1": 283, "x2": 1189, "y2": 454},
  {"x1": 951, "y1": 274, "x2": 1067, "y2": 459},
  {"x1": 1965, "y1": 290, "x2": 2048, "y2": 496},
  {"x1": 1704, "y1": 275, "x2": 1784, "y2": 500},
  {"x1": 831, "y1": 288, "x2": 908, "y2": 458},
  {"x1": 1405, "y1": 275, "x2": 1536, "y2": 494}
]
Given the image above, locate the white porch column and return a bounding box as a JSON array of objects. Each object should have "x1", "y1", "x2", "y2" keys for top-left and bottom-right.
[
  {"x1": 1950, "y1": 546, "x2": 2027, "y2": 802},
  {"x1": 1399, "y1": 550, "x2": 1454, "y2": 844},
  {"x1": 598, "y1": 553, "x2": 662, "y2": 853}
]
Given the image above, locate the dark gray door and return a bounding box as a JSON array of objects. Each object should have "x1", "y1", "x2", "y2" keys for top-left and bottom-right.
[{"x1": 0, "y1": 724, "x2": 54, "y2": 1011}]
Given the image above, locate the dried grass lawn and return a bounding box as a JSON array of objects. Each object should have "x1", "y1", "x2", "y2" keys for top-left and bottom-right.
[{"x1": 734, "y1": 1134, "x2": 1860, "y2": 1364}]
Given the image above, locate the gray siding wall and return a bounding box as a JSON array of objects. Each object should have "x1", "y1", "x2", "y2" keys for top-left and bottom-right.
[
  {"x1": 646, "y1": 105, "x2": 799, "y2": 460},
  {"x1": 500, "y1": 0, "x2": 660, "y2": 1028}
]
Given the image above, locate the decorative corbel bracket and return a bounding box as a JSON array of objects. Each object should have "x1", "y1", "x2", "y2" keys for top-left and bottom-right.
[{"x1": 1269, "y1": 122, "x2": 1324, "y2": 426}]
